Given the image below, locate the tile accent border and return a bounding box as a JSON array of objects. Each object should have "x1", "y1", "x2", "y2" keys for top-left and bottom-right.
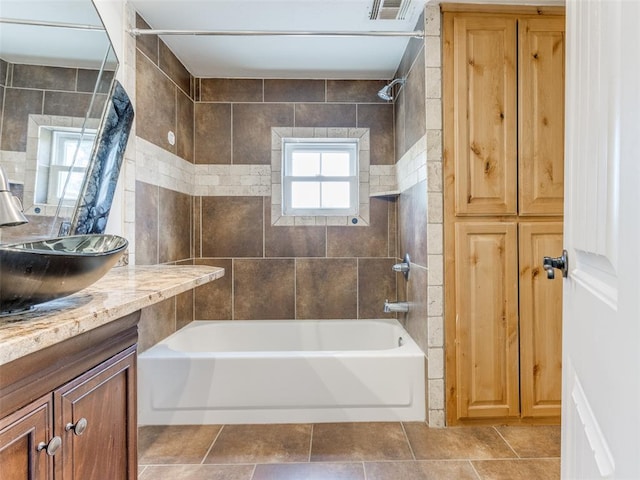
[
  {"x1": 424, "y1": 4, "x2": 445, "y2": 428},
  {"x1": 396, "y1": 133, "x2": 427, "y2": 194},
  {"x1": 136, "y1": 137, "x2": 193, "y2": 195}
]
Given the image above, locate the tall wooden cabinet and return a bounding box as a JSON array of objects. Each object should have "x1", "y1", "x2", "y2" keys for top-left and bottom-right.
[{"x1": 443, "y1": 6, "x2": 565, "y2": 424}]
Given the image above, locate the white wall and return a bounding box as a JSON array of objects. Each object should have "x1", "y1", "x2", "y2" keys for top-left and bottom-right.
[{"x1": 93, "y1": 0, "x2": 127, "y2": 78}]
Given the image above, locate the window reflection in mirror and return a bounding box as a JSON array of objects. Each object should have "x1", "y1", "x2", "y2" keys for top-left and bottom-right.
[
  {"x1": 0, "y1": 1, "x2": 118, "y2": 243},
  {"x1": 37, "y1": 126, "x2": 97, "y2": 207}
]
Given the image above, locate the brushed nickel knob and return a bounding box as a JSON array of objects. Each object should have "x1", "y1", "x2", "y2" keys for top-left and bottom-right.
[
  {"x1": 65, "y1": 417, "x2": 88, "y2": 436},
  {"x1": 37, "y1": 436, "x2": 62, "y2": 456}
]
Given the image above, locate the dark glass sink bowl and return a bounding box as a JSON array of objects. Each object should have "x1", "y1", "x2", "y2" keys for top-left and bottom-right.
[{"x1": 0, "y1": 234, "x2": 128, "y2": 315}]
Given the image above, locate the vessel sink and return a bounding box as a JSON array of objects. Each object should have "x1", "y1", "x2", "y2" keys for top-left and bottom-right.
[{"x1": 0, "y1": 234, "x2": 128, "y2": 314}]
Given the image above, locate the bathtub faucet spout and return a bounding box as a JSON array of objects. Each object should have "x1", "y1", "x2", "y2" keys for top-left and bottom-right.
[{"x1": 384, "y1": 299, "x2": 409, "y2": 313}]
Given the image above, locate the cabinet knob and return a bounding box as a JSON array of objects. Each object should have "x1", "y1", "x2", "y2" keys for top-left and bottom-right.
[
  {"x1": 37, "y1": 436, "x2": 62, "y2": 456},
  {"x1": 65, "y1": 417, "x2": 88, "y2": 436}
]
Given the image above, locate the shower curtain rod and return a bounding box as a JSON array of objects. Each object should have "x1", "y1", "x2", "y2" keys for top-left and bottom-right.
[
  {"x1": 130, "y1": 28, "x2": 424, "y2": 38},
  {"x1": 0, "y1": 18, "x2": 105, "y2": 31}
]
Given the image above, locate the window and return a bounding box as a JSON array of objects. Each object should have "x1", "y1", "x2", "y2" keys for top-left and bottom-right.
[
  {"x1": 35, "y1": 127, "x2": 96, "y2": 206},
  {"x1": 282, "y1": 138, "x2": 358, "y2": 216}
]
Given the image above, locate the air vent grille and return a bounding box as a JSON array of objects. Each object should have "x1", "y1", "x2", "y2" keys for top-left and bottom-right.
[{"x1": 369, "y1": 0, "x2": 413, "y2": 20}]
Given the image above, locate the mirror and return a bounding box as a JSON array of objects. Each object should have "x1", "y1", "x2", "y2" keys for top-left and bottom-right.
[{"x1": 0, "y1": 0, "x2": 119, "y2": 243}]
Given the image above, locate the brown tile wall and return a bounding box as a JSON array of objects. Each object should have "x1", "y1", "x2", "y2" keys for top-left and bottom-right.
[
  {"x1": 187, "y1": 76, "x2": 400, "y2": 320},
  {"x1": 195, "y1": 77, "x2": 395, "y2": 167},
  {"x1": 394, "y1": 12, "x2": 429, "y2": 355},
  {"x1": 132, "y1": 21, "x2": 413, "y2": 332},
  {"x1": 135, "y1": 14, "x2": 194, "y2": 161},
  {"x1": 135, "y1": 181, "x2": 192, "y2": 265},
  {"x1": 0, "y1": 62, "x2": 112, "y2": 152},
  {"x1": 192, "y1": 196, "x2": 399, "y2": 321},
  {"x1": 394, "y1": 13, "x2": 427, "y2": 161}
]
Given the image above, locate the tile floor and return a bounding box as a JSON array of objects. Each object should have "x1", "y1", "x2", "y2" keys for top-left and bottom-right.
[{"x1": 138, "y1": 422, "x2": 560, "y2": 480}]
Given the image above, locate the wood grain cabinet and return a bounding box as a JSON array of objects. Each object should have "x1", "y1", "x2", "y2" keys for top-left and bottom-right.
[
  {"x1": 0, "y1": 396, "x2": 53, "y2": 479},
  {"x1": 0, "y1": 313, "x2": 138, "y2": 480},
  {"x1": 443, "y1": 6, "x2": 565, "y2": 424}
]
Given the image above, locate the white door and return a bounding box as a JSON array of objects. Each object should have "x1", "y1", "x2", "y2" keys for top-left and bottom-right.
[{"x1": 561, "y1": 0, "x2": 640, "y2": 478}]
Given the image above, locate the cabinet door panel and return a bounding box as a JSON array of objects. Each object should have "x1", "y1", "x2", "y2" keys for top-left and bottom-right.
[
  {"x1": 54, "y1": 347, "x2": 136, "y2": 480},
  {"x1": 519, "y1": 222, "x2": 563, "y2": 418},
  {"x1": 0, "y1": 396, "x2": 52, "y2": 480},
  {"x1": 519, "y1": 17, "x2": 566, "y2": 215},
  {"x1": 455, "y1": 222, "x2": 519, "y2": 419},
  {"x1": 452, "y1": 16, "x2": 517, "y2": 215}
]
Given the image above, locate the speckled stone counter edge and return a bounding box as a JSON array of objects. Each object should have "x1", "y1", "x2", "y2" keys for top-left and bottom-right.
[{"x1": 0, "y1": 265, "x2": 224, "y2": 366}]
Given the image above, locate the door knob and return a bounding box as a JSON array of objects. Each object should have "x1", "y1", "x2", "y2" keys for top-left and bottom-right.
[{"x1": 542, "y1": 250, "x2": 568, "y2": 279}]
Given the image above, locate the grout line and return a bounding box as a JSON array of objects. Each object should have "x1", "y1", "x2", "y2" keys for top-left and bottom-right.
[
  {"x1": 249, "y1": 463, "x2": 258, "y2": 480},
  {"x1": 200, "y1": 425, "x2": 225, "y2": 465},
  {"x1": 468, "y1": 459, "x2": 484, "y2": 480},
  {"x1": 308, "y1": 424, "x2": 314, "y2": 462},
  {"x1": 399, "y1": 422, "x2": 417, "y2": 461},
  {"x1": 362, "y1": 460, "x2": 368, "y2": 480},
  {"x1": 492, "y1": 426, "x2": 520, "y2": 459}
]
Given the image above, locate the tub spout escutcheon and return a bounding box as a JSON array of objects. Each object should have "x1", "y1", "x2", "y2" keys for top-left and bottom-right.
[{"x1": 384, "y1": 299, "x2": 409, "y2": 313}]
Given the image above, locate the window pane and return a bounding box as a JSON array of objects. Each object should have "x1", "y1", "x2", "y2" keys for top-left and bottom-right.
[
  {"x1": 291, "y1": 181, "x2": 320, "y2": 208},
  {"x1": 291, "y1": 152, "x2": 320, "y2": 176},
  {"x1": 321, "y1": 182, "x2": 351, "y2": 209},
  {"x1": 321, "y1": 152, "x2": 351, "y2": 176},
  {"x1": 62, "y1": 138, "x2": 93, "y2": 167},
  {"x1": 56, "y1": 169, "x2": 85, "y2": 201}
]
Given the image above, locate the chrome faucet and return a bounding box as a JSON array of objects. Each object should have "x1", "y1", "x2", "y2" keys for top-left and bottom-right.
[
  {"x1": 0, "y1": 165, "x2": 28, "y2": 227},
  {"x1": 384, "y1": 299, "x2": 409, "y2": 313}
]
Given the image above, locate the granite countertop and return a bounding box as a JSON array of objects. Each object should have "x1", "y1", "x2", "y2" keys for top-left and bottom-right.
[{"x1": 0, "y1": 265, "x2": 224, "y2": 366}]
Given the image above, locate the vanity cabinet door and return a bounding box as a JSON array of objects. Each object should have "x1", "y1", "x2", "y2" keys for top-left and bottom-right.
[
  {"x1": 0, "y1": 395, "x2": 53, "y2": 480},
  {"x1": 53, "y1": 346, "x2": 136, "y2": 480}
]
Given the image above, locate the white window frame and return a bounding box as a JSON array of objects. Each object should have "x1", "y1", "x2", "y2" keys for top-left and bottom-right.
[
  {"x1": 45, "y1": 129, "x2": 96, "y2": 206},
  {"x1": 282, "y1": 138, "x2": 359, "y2": 217}
]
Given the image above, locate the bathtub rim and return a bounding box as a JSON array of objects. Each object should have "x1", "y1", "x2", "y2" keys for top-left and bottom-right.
[{"x1": 138, "y1": 318, "x2": 424, "y2": 358}]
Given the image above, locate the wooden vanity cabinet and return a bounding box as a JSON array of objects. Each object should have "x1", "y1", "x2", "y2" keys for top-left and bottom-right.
[
  {"x1": 0, "y1": 312, "x2": 139, "y2": 480},
  {"x1": 0, "y1": 396, "x2": 53, "y2": 479}
]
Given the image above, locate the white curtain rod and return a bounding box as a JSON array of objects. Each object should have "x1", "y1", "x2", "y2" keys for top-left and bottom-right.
[
  {"x1": 130, "y1": 28, "x2": 424, "y2": 38},
  {"x1": 0, "y1": 18, "x2": 104, "y2": 31}
]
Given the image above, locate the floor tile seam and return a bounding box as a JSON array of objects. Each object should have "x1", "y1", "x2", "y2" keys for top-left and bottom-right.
[
  {"x1": 492, "y1": 426, "x2": 521, "y2": 458},
  {"x1": 399, "y1": 422, "x2": 417, "y2": 460},
  {"x1": 467, "y1": 459, "x2": 484, "y2": 480},
  {"x1": 161, "y1": 457, "x2": 537, "y2": 466},
  {"x1": 364, "y1": 458, "x2": 495, "y2": 464},
  {"x1": 200, "y1": 425, "x2": 226, "y2": 464},
  {"x1": 470, "y1": 457, "x2": 562, "y2": 462},
  {"x1": 308, "y1": 423, "x2": 314, "y2": 462},
  {"x1": 139, "y1": 461, "x2": 257, "y2": 467},
  {"x1": 361, "y1": 461, "x2": 369, "y2": 480},
  {"x1": 411, "y1": 454, "x2": 524, "y2": 462}
]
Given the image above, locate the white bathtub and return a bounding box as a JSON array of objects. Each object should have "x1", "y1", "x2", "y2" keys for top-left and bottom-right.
[{"x1": 138, "y1": 319, "x2": 425, "y2": 425}]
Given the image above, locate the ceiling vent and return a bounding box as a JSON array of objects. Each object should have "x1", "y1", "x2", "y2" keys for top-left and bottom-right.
[{"x1": 369, "y1": 0, "x2": 413, "y2": 20}]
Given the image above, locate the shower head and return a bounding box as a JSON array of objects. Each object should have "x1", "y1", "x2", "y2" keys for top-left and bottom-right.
[{"x1": 377, "y1": 78, "x2": 406, "y2": 101}]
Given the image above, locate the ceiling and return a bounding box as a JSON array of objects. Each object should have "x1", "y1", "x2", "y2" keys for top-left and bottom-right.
[
  {"x1": 0, "y1": 0, "x2": 565, "y2": 80},
  {"x1": 129, "y1": 0, "x2": 429, "y2": 79}
]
